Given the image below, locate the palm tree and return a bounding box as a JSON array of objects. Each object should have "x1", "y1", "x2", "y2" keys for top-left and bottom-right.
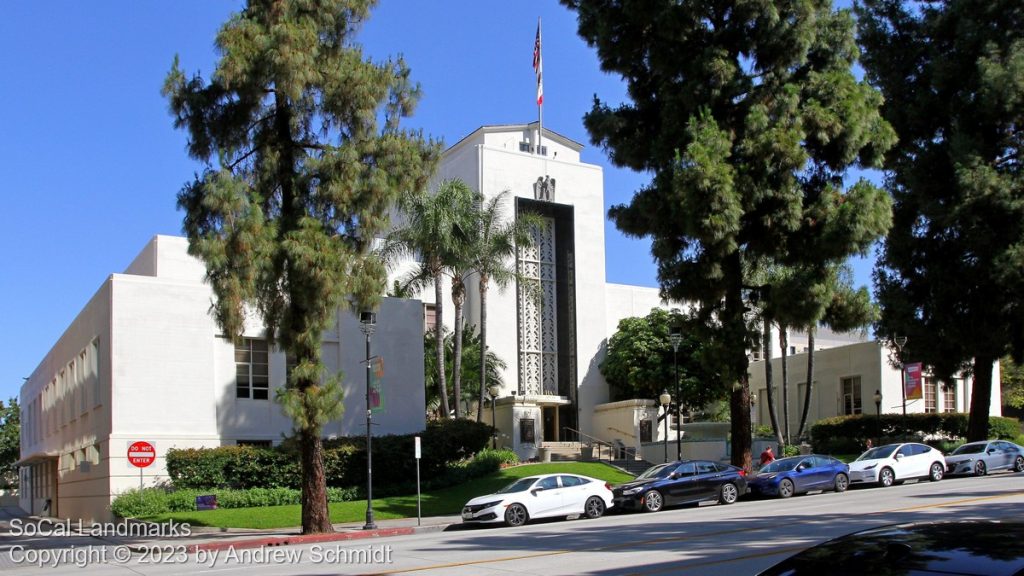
[
  {"x1": 424, "y1": 325, "x2": 507, "y2": 418},
  {"x1": 467, "y1": 191, "x2": 540, "y2": 421},
  {"x1": 795, "y1": 265, "x2": 877, "y2": 438},
  {"x1": 380, "y1": 180, "x2": 475, "y2": 418}
]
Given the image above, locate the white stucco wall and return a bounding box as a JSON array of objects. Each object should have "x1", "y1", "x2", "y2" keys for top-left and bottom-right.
[
  {"x1": 19, "y1": 278, "x2": 112, "y2": 522},
  {"x1": 21, "y1": 235, "x2": 427, "y2": 522},
  {"x1": 749, "y1": 341, "x2": 1003, "y2": 434}
]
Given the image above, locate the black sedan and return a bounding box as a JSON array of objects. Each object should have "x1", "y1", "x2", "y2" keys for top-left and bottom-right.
[
  {"x1": 612, "y1": 459, "x2": 747, "y2": 512},
  {"x1": 758, "y1": 521, "x2": 1024, "y2": 575}
]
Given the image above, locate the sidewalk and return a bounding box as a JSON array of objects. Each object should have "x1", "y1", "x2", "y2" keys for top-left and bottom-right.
[{"x1": 1, "y1": 505, "x2": 464, "y2": 552}]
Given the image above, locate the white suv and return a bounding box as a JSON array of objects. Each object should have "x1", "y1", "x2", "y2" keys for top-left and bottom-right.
[{"x1": 848, "y1": 442, "x2": 946, "y2": 487}]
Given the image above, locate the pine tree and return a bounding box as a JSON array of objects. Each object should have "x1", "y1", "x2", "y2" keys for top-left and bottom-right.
[
  {"x1": 563, "y1": 0, "x2": 894, "y2": 469},
  {"x1": 163, "y1": 0, "x2": 439, "y2": 533},
  {"x1": 858, "y1": 0, "x2": 1024, "y2": 441}
]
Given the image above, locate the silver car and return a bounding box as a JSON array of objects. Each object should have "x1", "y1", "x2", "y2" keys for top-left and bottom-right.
[{"x1": 945, "y1": 440, "x2": 1024, "y2": 476}]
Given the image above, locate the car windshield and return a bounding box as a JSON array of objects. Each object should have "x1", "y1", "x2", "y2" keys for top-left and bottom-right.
[
  {"x1": 760, "y1": 458, "x2": 801, "y2": 473},
  {"x1": 637, "y1": 464, "x2": 676, "y2": 479},
  {"x1": 495, "y1": 478, "x2": 539, "y2": 494},
  {"x1": 856, "y1": 444, "x2": 899, "y2": 461},
  {"x1": 952, "y1": 443, "x2": 987, "y2": 455}
]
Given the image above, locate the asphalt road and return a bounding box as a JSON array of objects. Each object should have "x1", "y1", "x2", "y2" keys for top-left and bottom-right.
[{"x1": 3, "y1": 472, "x2": 1023, "y2": 575}]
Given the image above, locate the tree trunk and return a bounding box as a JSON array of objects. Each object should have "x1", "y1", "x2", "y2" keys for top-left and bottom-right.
[
  {"x1": 967, "y1": 354, "x2": 994, "y2": 441},
  {"x1": 433, "y1": 270, "x2": 449, "y2": 418},
  {"x1": 299, "y1": 426, "x2": 332, "y2": 534},
  {"x1": 726, "y1": 254, "x2": 752, "y2": 471},
  {"x1": 451, "y1": 277, "x2": 465, "y2": 418},
  {"x1": 477, "y1": 275, "x2": 489, "y2": 422},
  {"x1": 797, "y1": 325, "x2": 815, "y2": 439},
  {"x1": 763, "y1": 320, "x2": 784, "y2": 449},
  {"x1": 780, "y1": 326, "x2": 790, "y2": 447}
]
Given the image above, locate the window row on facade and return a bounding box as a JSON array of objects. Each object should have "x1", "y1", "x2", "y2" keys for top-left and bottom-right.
[{"x1": 22, "y1": 338, "x2": 101, "y2": 451}]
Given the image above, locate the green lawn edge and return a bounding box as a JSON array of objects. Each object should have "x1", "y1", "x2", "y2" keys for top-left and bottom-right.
[{"x1": 141, "y1": 462, "x2": 635, "y2": 530}]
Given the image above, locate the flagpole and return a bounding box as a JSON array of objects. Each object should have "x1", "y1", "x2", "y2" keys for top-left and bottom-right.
[{"x1": 535, "y1": 17, "x2": 543, "y2": 155}]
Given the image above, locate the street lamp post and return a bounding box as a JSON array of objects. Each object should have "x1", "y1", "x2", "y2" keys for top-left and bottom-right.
[
  {"x1": 659, "y1": 390, "x2": 671, "y2": 463},
  {"x1": 488, "y1": 384, "x2": 500, "y2": 449},
  {"x1": 893, "y1": 336, "x2": 907, "y2": 439},
  {"x1": 873, "y1": 389, "x2": 882, "y2": 444},
  {"x1": 359, "y1": 311, "x2": 377, "y2": 531},
  {"x1": 669, "y1": 323, "x2": 683, "y2": 461},
  {"x1": 893, "y1": 336, "x2": 907, "y2": 415}
]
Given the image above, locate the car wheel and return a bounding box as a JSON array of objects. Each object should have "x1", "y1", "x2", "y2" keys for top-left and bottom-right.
[
  {"x1": 504, "y1": 503, "x2": 528, "y2": 527},
  {"x1": 1014, "y1": 455, "x2": 1024, "y2": 473},
  {"x1": 879, "y1": 467, "x2": 895, "y2": 487},
  {"x1": 929, "y1": 462, "x2": 944, "y2": 482},
  {"x1": 643, "y1": 490, "x2": 664, "y2": 512},
  {"x1": 974, "y1": 460, "x2": 987, "y2": 477},
  {"x1": 834, "y1": 473, "x2": 849, "y2": 493},
  {"x1": 584, "y1": 496, "x2": 605, "y2": 519},
  {"x1": 778, "y1": 478, "x2": 795, "y2": 499},
  {"x1": 720, "y1": 482, "x2": 739, "y2": 505}
]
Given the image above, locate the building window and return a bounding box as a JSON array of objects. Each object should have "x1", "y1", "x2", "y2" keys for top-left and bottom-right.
[
  {"x1": 924, "y1": 377, "x2": 937, "y2": 413},
  {"x1": 235, "y1": 338, "x2": 269, "y2": 400},
  {"x1": 841, "y1": 376, "x2": 862, "y2": 415},
  {"x1": 942, "y1": 381, "x2": 956, "y2": 412},
  {"x1": 424, "y1": 304, "x2": 437, "y2": 333}
]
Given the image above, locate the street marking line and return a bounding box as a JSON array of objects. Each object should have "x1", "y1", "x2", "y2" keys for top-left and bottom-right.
[
  {"x1": 357, "y1": 489, "x2": 1024, "y2": 575},
  {"x1": 358, "y1": 550, "x2": 573, "y2": 575}
]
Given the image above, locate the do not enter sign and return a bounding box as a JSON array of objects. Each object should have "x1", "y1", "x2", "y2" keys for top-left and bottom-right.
[{"x1": 128, "y1": 441, "x2": 155, "y2": 468}]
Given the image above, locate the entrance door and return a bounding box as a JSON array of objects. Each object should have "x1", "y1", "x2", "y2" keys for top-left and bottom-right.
[{"x1": 543, "y1": 407, "x2": 557, "y2": 442}]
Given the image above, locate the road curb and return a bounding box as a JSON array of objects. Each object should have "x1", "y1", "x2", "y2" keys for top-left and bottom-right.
[{"x1": 185, "y1": 522, "x2": 454, "y2": 552}]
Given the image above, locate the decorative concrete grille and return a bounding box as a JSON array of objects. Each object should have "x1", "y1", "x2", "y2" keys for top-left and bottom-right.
[{"x1": 519, "y1": 217, "x2": 558, "y2": 395}]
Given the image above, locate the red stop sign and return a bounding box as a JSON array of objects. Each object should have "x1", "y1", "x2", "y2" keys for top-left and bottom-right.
[{"x1": 128, "y1": 441, "x2": 155, "y2": 468}]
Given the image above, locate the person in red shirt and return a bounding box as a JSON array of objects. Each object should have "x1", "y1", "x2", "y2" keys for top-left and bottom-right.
[{"x1": 759, "y1": 445, "x2": 776, "y2": 466}]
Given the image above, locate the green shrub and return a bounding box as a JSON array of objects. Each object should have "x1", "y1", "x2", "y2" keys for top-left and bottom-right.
[
  {"x1": 989, "y1": 416, "x2": 1021, "y2": 439},
  {"x1": 110, "y1": 486, "x2": 361, "y2": 518},
  {"x1": 165, "y1": 419, "x2": 494, "y2": 492},
  {"x1": 781, "y1": 445, "x2": 801, "y2": 457},
  {"x1": 810, "y1": 413, "x2": 1018, "y2": 453},
  {"x1": 476, "y1": 448, "x2": 519, "y2": 466},
  {"x1": 165, "y1": 448, "x2": 232, "y2": 489}
]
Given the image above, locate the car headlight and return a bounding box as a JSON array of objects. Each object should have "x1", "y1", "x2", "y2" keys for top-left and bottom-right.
[
  {"x1": 466, "y1": 500, "x2": 502, "y2": 512},
  {"x1": 622, "y1": 487, "x2": 643, "y2": 496}
]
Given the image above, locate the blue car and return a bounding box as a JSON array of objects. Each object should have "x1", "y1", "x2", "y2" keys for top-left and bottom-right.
[{"x1": 748, "y1": 454, "x2": 849, "y2": 498}]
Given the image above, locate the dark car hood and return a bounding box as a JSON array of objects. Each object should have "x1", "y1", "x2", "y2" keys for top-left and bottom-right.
[
  {"x1": 759, "y1": 521, "x2": 1024, "y2": 576},
  {"x1": 615, "y1": 478, "x2": 660, "y2": 492}
]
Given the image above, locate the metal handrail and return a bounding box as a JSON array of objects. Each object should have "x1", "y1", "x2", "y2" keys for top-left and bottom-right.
[{"x1": 562, "y1": 427, "x2": 637, "y2": 461}]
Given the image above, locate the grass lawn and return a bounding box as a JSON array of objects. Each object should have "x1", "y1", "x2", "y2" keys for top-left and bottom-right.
[{"x1": 142, "y1": 461, "x2": 635, "y2": 530}]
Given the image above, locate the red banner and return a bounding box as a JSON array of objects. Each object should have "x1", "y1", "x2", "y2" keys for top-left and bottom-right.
[{"x1": 904, "y1": 362, "x2": 923, "y2": 400}]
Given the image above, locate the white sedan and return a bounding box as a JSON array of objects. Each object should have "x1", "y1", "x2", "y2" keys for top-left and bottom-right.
[
  {"x1": 461, "y1": 473, "x2": 614, "y2": 527},
  {"x1": 945, "y1": 440, "x2": 1024, "y2": 476},
  {"x1": 848, "y1": 442, "x2": 946, "y2": 487}
]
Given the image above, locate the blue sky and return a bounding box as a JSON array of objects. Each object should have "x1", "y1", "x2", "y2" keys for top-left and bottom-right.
[{"x1": 0, "y1": 1, "x2": 875, "y2": 403}]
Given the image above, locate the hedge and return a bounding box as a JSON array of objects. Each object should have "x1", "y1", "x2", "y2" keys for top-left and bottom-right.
[
  {"x1": 809, "y1": 413, "x2": 1020, "y2": 454},
  {"x1": 165, "y1": 418, "x2": 494, "y2": 491},
  {"x1": 112, "y1": 446, "x2": 516, "y2": 518},
  {"x1": 110, "y1": 486, "x2": 359, "y2": 519}
]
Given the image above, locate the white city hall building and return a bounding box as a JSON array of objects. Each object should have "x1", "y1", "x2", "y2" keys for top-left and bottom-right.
[{"x1": 17, "y1": 122, "x2": 1004, "y2": 522}]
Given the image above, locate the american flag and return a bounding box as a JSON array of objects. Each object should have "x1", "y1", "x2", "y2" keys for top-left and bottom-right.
[{"x1": 533, "y1": 20, "x2": 543, "y2": 105}]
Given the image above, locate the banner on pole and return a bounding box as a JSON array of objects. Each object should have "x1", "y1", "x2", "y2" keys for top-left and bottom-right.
[
  {"x1": 370, "y1": 356, "x2": 385, "y2": 413},
  {"x1": 905, "y1": 362, "x2": 923, "y2": 400}
]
